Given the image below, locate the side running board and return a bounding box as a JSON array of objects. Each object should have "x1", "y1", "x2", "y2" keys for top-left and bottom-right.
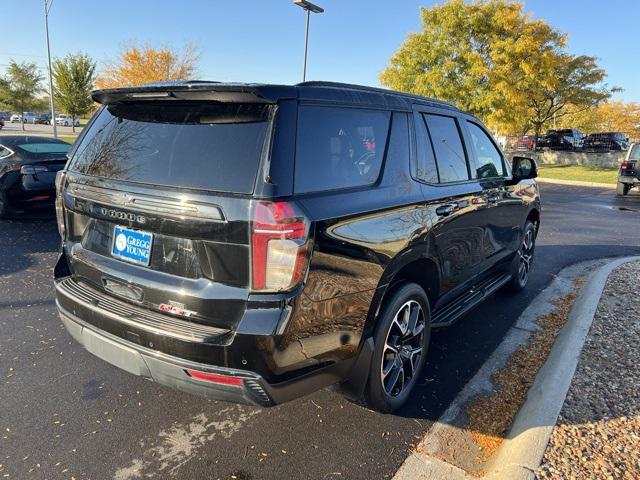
[{"x1": 431, "y1": 273, "x2": 511, "y2": 328}]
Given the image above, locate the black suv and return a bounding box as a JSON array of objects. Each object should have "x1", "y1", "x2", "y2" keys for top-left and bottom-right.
[
  {"x1": 583, "y1": 132, "x2": 630, "y2": 151},
  {"x1": 541, "y1": 129, "x2": 584, "y2": 151},
  {"x1": 54, "y1": 81, "x2": 540, "y2": 412},
  {"x1": 617, "y1": 143, "x2": 639, "y2": 196}
]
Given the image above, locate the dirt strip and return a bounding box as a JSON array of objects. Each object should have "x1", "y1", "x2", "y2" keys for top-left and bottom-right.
[
  {"x1": 410, "y1": 261, "x2": 603, "y2": 478},
  {"x1": 460, "y1": 277, "x2": 586, "y2": 475},
  {"x1": 466, "y1": 277, "x2": 586, "y2": 467},
  {"x1": 536, "y1": 261, "x2": 640, "y2": 480}
]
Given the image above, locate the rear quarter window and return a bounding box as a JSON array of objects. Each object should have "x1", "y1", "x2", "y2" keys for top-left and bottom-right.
[{"x1": 294, "y1": 106, "x2": 390, "y2": 194}]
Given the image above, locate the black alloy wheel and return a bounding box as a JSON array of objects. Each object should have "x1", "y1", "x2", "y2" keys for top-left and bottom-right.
[
  {"x1": 506, "y1": 221, "x2": 536, "y2": 292},
  {"x1": 380, "y1": 300, "x2": 426, "y2": 397},
  {"x1": 365, "y1": 283, "x2": 431, "y2": 413}
]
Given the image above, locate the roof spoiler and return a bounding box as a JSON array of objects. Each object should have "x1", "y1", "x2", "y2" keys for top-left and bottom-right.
[{"x1": 91, "y1": 81, "x2": 294, "y2": 105}]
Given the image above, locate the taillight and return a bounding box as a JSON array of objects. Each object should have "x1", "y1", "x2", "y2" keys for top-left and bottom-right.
[
  {"x1": 251, "y1": 200, "x2": 311, "y2": 292},
  {"x1": 55, "y1": 171, "x2": 66, "y2": 238},
  {"x1": 620, "y1": 162, "x2": 628, "y2": 170}
]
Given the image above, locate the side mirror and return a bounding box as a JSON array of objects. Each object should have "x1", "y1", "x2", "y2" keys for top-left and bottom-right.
[{"x1": 509, "y1": 156, "x2": 538, "y2": 184}]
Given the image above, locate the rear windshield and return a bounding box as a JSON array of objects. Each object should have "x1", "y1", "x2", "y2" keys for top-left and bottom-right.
[
  {"x1": 17, "y1": 143, "x2": 71, "y2": 154},
  {"x1": 68, "y1": 102, "x2": 272, "y2": 193},
  {"x1": 629, "y1": 144, "x2": 640, "y2": 161}
]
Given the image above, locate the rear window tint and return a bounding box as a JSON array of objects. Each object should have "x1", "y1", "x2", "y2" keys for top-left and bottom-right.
[
  {"x1": 68, "y1": 102, "x2": 271, "y2": 193},
  {"x1": 424, "y1": 114, "x2": 469, "y2": 183},
  {"x1": 295, "y1": 106, "x2": 390, "y2": 193},
  {"x1": 17, "y1": 143, "x2": 71, "y2": 154}
]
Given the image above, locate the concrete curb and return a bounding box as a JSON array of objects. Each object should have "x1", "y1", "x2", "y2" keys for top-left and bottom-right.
[
  {"x1": 536, "y1": 177, "x2": 616, "y2": 189},
  {"x1": 484, "y1": 255, "x2": 640, "y2": 480},
  {"x1": 393, "y1": 454, "x2": 468, "y2": 480},
  {"x1": 392, "y1": 260, "x2": 604, "y2": 480},
  {"x1": 392, "y1": 256, "x2": 640, "y2": 480}
]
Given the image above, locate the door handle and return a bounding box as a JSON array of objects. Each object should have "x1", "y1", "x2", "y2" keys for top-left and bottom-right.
[{"x1": 436, "y1": 203, "x2": 458, "y2": 216}]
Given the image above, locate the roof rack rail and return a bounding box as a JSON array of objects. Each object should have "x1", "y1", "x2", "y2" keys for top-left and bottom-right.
[{"x1": 296, "y1": 81, "x2": 459, "y2": 111}]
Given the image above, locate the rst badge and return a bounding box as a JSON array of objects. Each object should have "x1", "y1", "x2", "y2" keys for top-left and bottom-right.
[
  {"x1": 111, "y1": 226, "x2": 153, "y2": 266},
  {"x1": 159, "y1": 301, "x2": 197, "y2": 318}
]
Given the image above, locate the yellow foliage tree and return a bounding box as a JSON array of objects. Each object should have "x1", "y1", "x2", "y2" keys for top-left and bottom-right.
[
  {"x1": 560, "y1": 102, "x2": 640, "y2": 138},
  {"x1": 379, "y1": 0, "x2": 613, "y2": 137},
  {"x1": 96, "y1": 42, "x2": 200, "y2": 89}
]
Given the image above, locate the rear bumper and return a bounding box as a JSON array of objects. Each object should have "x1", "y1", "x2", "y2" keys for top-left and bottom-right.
[
  {"x1": 3, "y1": 176, "x2": 55, "y2": 208},
  {"x1": 618, "y1": 175, "x2": 640, "y2": 185},
  {"x1": 55, "y1": 273, "x2": 361, "y2": 406},
  {"x1": 58, "y1": 305, "x2": 274, "y2": 406},
  {"x1": 8, "y1": 190, "x2": 55, "y2": 205}
]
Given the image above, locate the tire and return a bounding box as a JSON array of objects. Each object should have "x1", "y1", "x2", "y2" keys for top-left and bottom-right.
[
  {"x1": 0, "y1": 191, "x2": 8, "y2": 219},
  {"x1": 506, "y1": 221, "x2": 536, "y2": 292},
  {"x1": 365, "y1": 283, "x2": 431, "y2": 413},
  {"x1": 616, "y1": 182, "x2": 630, "y2": 196}
]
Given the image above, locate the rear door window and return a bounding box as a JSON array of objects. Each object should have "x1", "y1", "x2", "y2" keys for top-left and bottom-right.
[
  {"x1": 423, "y1": 114, "x2": 469, "y2": 182},
  {"x1": 294, "y1": 106, "x2": 390, "y2": 193},
  {"x1": 68, "y1": 102, "x2": 272, "y2": 194},
  {"x1": 466, "y1": 122, "x2": 504, "y2": 179}
]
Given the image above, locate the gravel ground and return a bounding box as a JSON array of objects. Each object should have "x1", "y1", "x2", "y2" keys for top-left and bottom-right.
[{"x1": 537, "y1": 261, "x2": 640, "y2": 480}]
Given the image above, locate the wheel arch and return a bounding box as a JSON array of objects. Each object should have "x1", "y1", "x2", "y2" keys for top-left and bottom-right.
[
  {"x1": 526, "y1": 207, "x2": 540, "y2": 235},
  {"x1": 364, "y1": 246, "x2": 440, "y2": 338},
  {"x1": 339, "y1": 248, "x2": 441, "y2": 401}
]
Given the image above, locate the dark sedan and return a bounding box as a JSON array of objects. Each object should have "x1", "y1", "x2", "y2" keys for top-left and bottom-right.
[{"x1": 0, "y1": 136, "x2": 70, "y2": 217}]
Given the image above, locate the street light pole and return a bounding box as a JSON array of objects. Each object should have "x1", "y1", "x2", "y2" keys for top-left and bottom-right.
[
  {"x1": 302, "y1": 9, "x2": 310, "y2": 82},
  {"x1": 293, "y1": 0, "x2": 324, "y2": 83},
  {"x1": 44, "y1": 0, "x2": 57, "y2": 139}
]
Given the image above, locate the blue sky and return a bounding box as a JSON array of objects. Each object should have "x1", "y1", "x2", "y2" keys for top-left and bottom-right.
[{"x1": 1, "y1": 0, "x2": 637, "y2": 102}]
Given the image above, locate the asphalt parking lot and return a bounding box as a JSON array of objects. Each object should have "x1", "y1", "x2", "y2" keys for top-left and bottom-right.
[
  {"x1": 0, "y1": 122, "x2": 82, "y2": 137},
  {"x1": 1, "y1": 183, "x2": 639, "y2": 480}
]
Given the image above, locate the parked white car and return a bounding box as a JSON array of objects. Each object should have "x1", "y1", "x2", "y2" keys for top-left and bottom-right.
[
  {"x1": 54, "y1": 114, "x2": 80, "y2": 127},
  {"x1": 10, "y1": 114, "x2": 21, "y2": 123}
]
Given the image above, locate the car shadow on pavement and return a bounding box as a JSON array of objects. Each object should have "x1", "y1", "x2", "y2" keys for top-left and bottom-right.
[{"x1": 0, "y1": 212, "x2": 59, "y2": 276}]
